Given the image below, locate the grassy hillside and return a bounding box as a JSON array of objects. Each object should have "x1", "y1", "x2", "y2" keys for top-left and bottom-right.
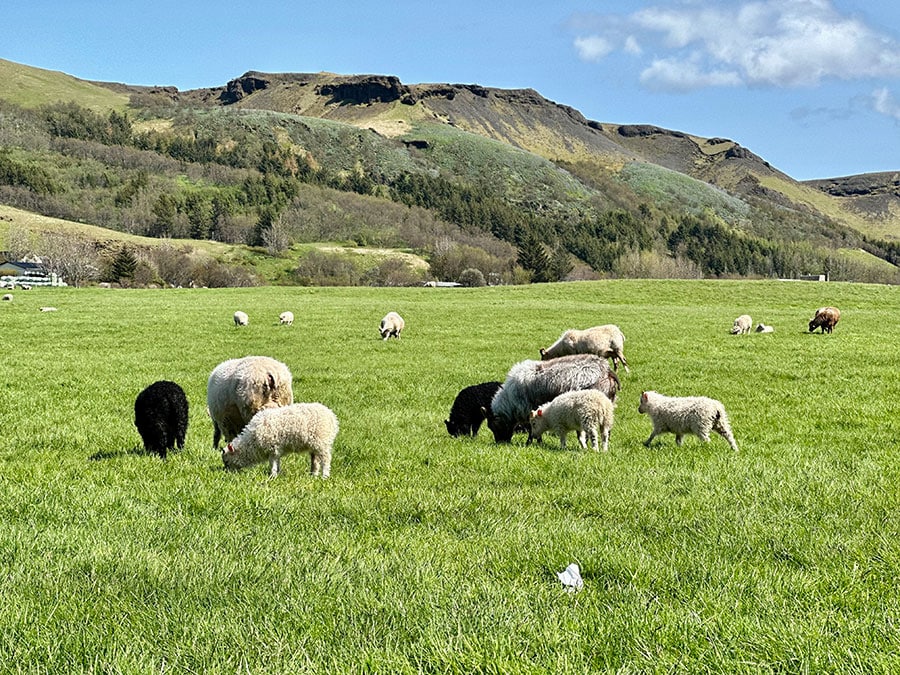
[
  {"x1": 0, "y1": 279, "x2": 897, "y2": 671},
  {"x1": 0, "y1": 58, "x2": 128, "y2": 111}
]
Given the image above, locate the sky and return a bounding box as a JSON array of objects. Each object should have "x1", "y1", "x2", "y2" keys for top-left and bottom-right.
[{"x1": 5, "y1": 0, "x2": 900, "y2": 181}]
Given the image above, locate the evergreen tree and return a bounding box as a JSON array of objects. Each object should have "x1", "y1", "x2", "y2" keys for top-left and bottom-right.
[
  {"x1": 517, "y1": 232, "x2": 552, "y2": 283},
  {"x1": 109, "y1": 246, "x2": 138, "y2": 281}
]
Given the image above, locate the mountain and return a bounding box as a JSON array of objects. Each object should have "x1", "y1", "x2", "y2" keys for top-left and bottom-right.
[{"x1": 0, "y1": 60, "x2": 898, "y2": 285}]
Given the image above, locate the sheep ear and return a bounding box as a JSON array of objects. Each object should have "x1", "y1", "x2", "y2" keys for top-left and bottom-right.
[
  {"x1": 641, "y1": 392, "x2": 648, "y2": 401},
  {"x1": 536, "y1": 409, "x2": 543, "y2": 417},
  {"x1": 225, "y1": 442, "x2": 235, "y2": 454}
]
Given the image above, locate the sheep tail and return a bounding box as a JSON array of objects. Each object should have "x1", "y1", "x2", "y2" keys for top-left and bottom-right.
[
  {"x1": 266, "y1": 372, "x2": 278, "y2": 401},
  {"x1": 608, "y1": 370, "x2": 621, "y2": 391}
]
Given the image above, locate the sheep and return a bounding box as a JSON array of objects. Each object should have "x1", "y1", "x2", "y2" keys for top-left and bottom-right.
[
  {"x1": 755, "y1": 323, "x2": 774, "y2": 333},
  {"x1": 539, "y1": 325, "x2": 629, "y2": 372},
  {"x1": 444, "y1": 381, "x2": 502, "y2": 437},
  {"x1": 485, "y1": 354, "x2": 620, "y2": 443},
  {"x1": 39, "y1": 307, "x2": 57, "y2": 312},
  {"x1": 206, "y1": 356, "x2": 293, "y2": 450},
  {"x1": 134, "y1": 380, "x2": 189, "y2": 459},
  {"x1": 638, "y1": 390, "x2": 738, "y2": 451},
  {"x1": 731, "y1": 315, "x2": 752, "y2": 334},
  {"x1": 529, "y1": 389, "x2": 615, "y2": 452},
  {"x1": 222, "y1": 403, "x2": 338, "y2": 479},
  {"x1": 233, "y1": 311, "x2": 249, "y2": 327},
  {"x1": 1, "y1": 294, "x2": 11, "y2": 301},
  {"x1": 379, "y1": 311, "x2": 405, "y2": 340},
  {"x1": 809, "y1": 306, "x2": 840, "y2": 333},
  {"x1": 279, "y1": 311, "x2": 294, "y2": 326}
]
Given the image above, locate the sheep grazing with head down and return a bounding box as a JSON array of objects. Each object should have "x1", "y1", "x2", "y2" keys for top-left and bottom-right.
[
  {"x1": 539, "y1": 324, "x2": 629, "y2": 372},
  {"x1": 755, "y1": 323, "x2": 774, "y2": 333},
  {"x1": 444, "y1": 381, "x2": 502, "y2": 437},
  {"x1": 379, "y1": 311, "x2": 405, "y2": 340},
  {"x1": 279, "y1": 311, "x2": 294, "y2": 326},
  {"x1": 638, "y1": 390, "x2": 738, "y2": 451},
  {"x1": 809, "y1": 306, "x2": 840, "y2": 333},
  {"x1": 233, "y1": 311, "x2": 249, "y2": 327},
  {"x1": 529, "y1": 389, "x2": 615, "y2": 452},
  {"x1": 223, "y1": 403, "x2": 338, "y2": 479},
  {"x1": 206, "y1": 356, "x2": 293, "y2": 450},
  {"x1": 486, "y1": 354, "x2": 620, "y2": 443},
  {"x1": 134, "y1": 380, "x2": 189, "y2": 459},
  {"x1": 1, "y1": 294, "x2": 11, "y2": 301},
  {"x1": 731, "y1": 315, "x2": 752, "y2": 334}
]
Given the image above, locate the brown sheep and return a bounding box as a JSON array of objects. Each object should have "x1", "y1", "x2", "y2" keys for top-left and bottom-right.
[{"x1": 809, "y1": 306, "x2": 840, "y2": 333}]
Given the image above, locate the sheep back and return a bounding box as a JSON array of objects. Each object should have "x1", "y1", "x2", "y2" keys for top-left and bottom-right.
[
  {"x1": 134, "y1": 380, "x2": 189, "y2": 459},
  {"x1": 539, "y1": 325, "x2": 628, "y2": 371},
  {"x1": 529, "y1": 388, "x2": 615, "y2": 451},
  {"x1": 444, "y1": 381, "x2": 502, "y2": 437},
  {"x1": 488, "y1": 354, "x2": 619, "y2": 442},
  {"x1": 223, "y1": 402, "x2": 338, "y2": 478},
  {"x1": 207, "y1": 356, "x2": 293, "y2": 450}
]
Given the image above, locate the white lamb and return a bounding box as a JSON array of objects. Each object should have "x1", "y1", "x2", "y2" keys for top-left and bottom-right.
[
  {"x1": 234, "y1": 310, "x2": 249, "y2": 326},
  {"x1": 529, "y1": 389, "x2": 615, "y2": 452},
  {"x1": 379, "y1": 311, "x2": 405, "y2": 340},
  {"x1": 755, "y1": 323, "x2": 774, "y2": 333},
  {"x1": 222, "y1": 403, "x2": 339, "y2": 479},
  {"x1": 731, "y1": 315, "x2": 752, "y2": 334},
  {"x1": 279, "y1": 311, "x2": 294, "y2": 326},
  {"x1": 638, "y1": 391, "x2": 738, "y2": 451}
]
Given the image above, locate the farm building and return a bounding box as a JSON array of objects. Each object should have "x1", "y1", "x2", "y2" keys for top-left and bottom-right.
[{"x1": 0, "y1": 259, "x2": 66, "y2": 288}]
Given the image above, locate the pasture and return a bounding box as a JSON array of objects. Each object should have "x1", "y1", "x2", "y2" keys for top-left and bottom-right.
[{"x1": 0, "y1": 279, "x2": 897, "y2": 672}]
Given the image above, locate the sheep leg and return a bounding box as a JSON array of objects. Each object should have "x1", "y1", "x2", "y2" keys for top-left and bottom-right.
[
  {"x1": 559, "y1": 433, "x2": 567, "y2": 451},
  {"x1": 717, "y1": 429, "x2": 739, "y2": 451},
  {"x1": 212, "y1": 422, "x2": 221, "y2": 451},
  {"x1": 268, "y1": 456, "x2": 281, "y2": 479},
  {"x1": 600, "y1": 426, "x2": 610, "y2": 452},
  {"x1": 643, "y1": 432, "x2": 657, "y2": 447},
  {"x1": 578, "y1": 429, "x2": 589, "y2": 450},
  {"x1": 675, "y1": 434, "x2": 684, "y2": 446}
]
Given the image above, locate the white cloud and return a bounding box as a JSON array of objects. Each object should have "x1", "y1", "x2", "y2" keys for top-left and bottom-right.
[
  {"x1": 574, "y1": 35, "x2": 613, "y2": 62},
  {"x1": 873, "y1": 87, "x2": 900, "y2": 120},
  {"x1": 571, "y1": 0, "x2": 900, "y2": 92}
]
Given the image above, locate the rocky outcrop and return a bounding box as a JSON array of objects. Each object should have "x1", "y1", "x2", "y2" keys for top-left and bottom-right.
[{"x1": 316, "y1": 76, "x2": 409, "y2": 105}]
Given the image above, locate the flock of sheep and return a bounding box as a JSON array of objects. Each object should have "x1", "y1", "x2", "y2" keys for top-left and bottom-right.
[{"x1": 132, "y1": 305, "x2": 840, "y2": 478}]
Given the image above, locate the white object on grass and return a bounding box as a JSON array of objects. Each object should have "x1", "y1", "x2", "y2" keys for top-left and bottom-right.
[{"x1": 557, "y1": 563, "x2": 584, "y2": 592}]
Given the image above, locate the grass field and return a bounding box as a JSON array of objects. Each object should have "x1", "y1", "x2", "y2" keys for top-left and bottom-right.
[{"x1": 0, "y1": 279, "x2": 898, "y2": 673}]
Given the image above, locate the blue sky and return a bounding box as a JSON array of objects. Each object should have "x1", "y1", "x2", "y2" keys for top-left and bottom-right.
[{"x1": 5, "y1": 1, "x2": 900, "y2": 181}]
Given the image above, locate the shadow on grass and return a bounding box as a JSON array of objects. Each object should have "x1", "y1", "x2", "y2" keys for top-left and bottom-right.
[{"x1": 89, "y1": 445, "x2": 160, "y2": 461}]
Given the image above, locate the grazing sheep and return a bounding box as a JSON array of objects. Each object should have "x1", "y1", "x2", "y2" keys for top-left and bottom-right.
[
  {"x1": 529, "y1": 389, "x2": 615, "y2": 452},
  {"x1": 279, "y1": 311, "x2": 294, "y2": 326},
  {"x1": 731, "y1": 315, "x2": 752, "y2": 334},
  {"x1": 39, "y1": 307, "x2": 57, "y2": 312},
  {"x1": 134, "y1": 381, "x2": 189, "y2": 459},
  {"x1": 233, "y1": 311, "x2": 249, "y2": 327},
  {"x1": 444, "y1": 381, "x2": 502, "y2": 437},
  {"x1": 1, "y1": 294, "x2": 11, "y2": 301},
  {"x1": 540, "y1": 324, "x2": 629, "y2": 372},
  {"x1": 486, "y1": 354, "x2": 620, "y2": 443},
  {"x1": 809, "y1": 306, "x2": 840, "y2": 333},
  {"x1": 755, "y1": 323, "x2": 774, "y2": 333},
  {"x1": 223, "y1": 403, "x2": 338, "y2": 479},
  {"x1": 207, "y1": 356, "x2": 293, "y2": 450},
  {"x1": 379, "y1": 311, "x2": 405, "y2": 340},
  {"x1": 638, "y1": 390, "x2": 738, "y2": 451}
]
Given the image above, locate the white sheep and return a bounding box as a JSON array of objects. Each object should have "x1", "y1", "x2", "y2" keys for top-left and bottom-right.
[
  {"x1": 638, "y1": 391, "x2": 738, "y2": 451},
  {"x1": 39, "y1": 307, "x2": 58, "y2": 312},
  {"x1": 233, "y1": 310, "x2": 249, "y2": 326},
  {"x1": 379, "y1": 311, "x2": 405, "y2": 340},
  {"x1": 540, "y1": 325, "x2": 629, "y2": 372},
  {"x1": 222, "y1": 403, "x2": 338, "y2": 479},
  {"x1": 731, "y1": 315, "x2": 752, "y2": 334},
  {"x1": 529, "y1": 389, "x2": 615, "y2": 452},
  {"x1": 279, "y1": 311, "x2": 294, "y2": 326},
  {"x1": 755, "y1": 323, "x2": 774, "y2": 333},
  {"x1": 1, "y1": 294, "x2": 12, "y2": 301},
  {"x1": 206, "y1": 356, "x2": 293, "y2": 450}
]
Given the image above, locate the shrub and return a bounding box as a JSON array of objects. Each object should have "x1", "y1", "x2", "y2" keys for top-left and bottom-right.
[{"x1": 458, "y1": 268, "x2": 486, "y2": 287}]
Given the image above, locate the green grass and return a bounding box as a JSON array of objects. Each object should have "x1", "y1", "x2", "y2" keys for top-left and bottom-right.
[
  {"x1": 0, "y1": 279, "x2": 898, "y2": 672},
  {"x1": 0, "y1": 58, "x2": 128, "y2": 111}
]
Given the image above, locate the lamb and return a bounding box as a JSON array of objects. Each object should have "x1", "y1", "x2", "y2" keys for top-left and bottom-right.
[
  {"x1": 279, "y1": 311, "x2": 294, "y2": 326},
  {"x1": 486, "y1": 354, "x2": 620, "y2": 443},
  {"x1": 39, "y1": 307, "x2": 57, "y2": 312},
  {"x1": 638, "y1": 390, "x2": 738, "y2": 451},
  {"x1": 1, "y1": 294, "x2": 11, "y2": 301},
  {"x1": 731, "y1": 315, "x2": 752, "y2": 334},
  {"x1": 134, "y1": 380, "x2": 189, "y2": 459},
  {"x1": 206, "y1": 356, "x2": 293, "y2": 450},
  {"x1": 755, "y1": 323, "x2": 774, "y2": 333},
  {"x1": 222, "y1": 403, "x2": 338, "y2": 479},
  {"x1": 444, "y1": 381, "x2": 502, "y2": 437},
  {"x1": 233, "y1": 311, "x2": 249, "y2": 327},
  {"x1": 539, "y1": 325, "x2": 629, "y2": 372},
  {"x1": 529, "y1": 389, "x2": 615, "y2": 452},
  {"x1": 379, "y1": 311, "x2": 405, "y2": 340},
  {"x1": 809, "y1": 306, "x2": 840, "y2": 333}
]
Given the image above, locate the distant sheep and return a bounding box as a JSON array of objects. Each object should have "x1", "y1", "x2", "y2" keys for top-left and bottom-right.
[
  {"x1": 206, "y1": 356, "x2": 293, "y2": 450},
  {"x1": 1, "y1": 294, "x2": 11, "y2": 301},
  {"x1": 444, "y1": 381, "x2": 502, "y2": 437},
  {"x1": 279, "y1": 311, "x2": 294, "y2": 326},
  {"x1": 755, "y1": 323, "x2": 774, "y2": 333},
  {"x1": 809, "y1": 306, "x2": 840, "y2": 333},
  {"x1": 486, "y1": 354, "x2": 620, "y2": 443},
  {"x1": 223, "y1": 403, "x2": 338, "y2": 479},
  {"x1": 379, "y1": 311, "x2": 405, "y2": 340},
  {"x1": 731, "y1": 315, "x2": 752, "y2": 334},
  {"x1": 233, "y1": 311, "x2": 249, "y2": 327},
  {"x1": 134, "y1": 381, "x2": 189, "y2": 459},
  {"x1": 39, "y1": 307, "x2": 57, "y2": 312},
  {"x1": 529, "y1": 389, "x2": 615, "y2": 452},
  {"x1": 638, "y1": 390, "x2": 738, "y2": 451},
  {"x1": 540, "y1": 324, "x2": 629, "y2": 372}
]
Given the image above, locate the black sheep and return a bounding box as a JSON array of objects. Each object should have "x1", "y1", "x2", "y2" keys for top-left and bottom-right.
[
  {"x1": 134, "y1": 380, "x2": 189, "y2": 459},
  {"x1": 444, "y1": 381, "x2": 502, "y2": 437}
]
